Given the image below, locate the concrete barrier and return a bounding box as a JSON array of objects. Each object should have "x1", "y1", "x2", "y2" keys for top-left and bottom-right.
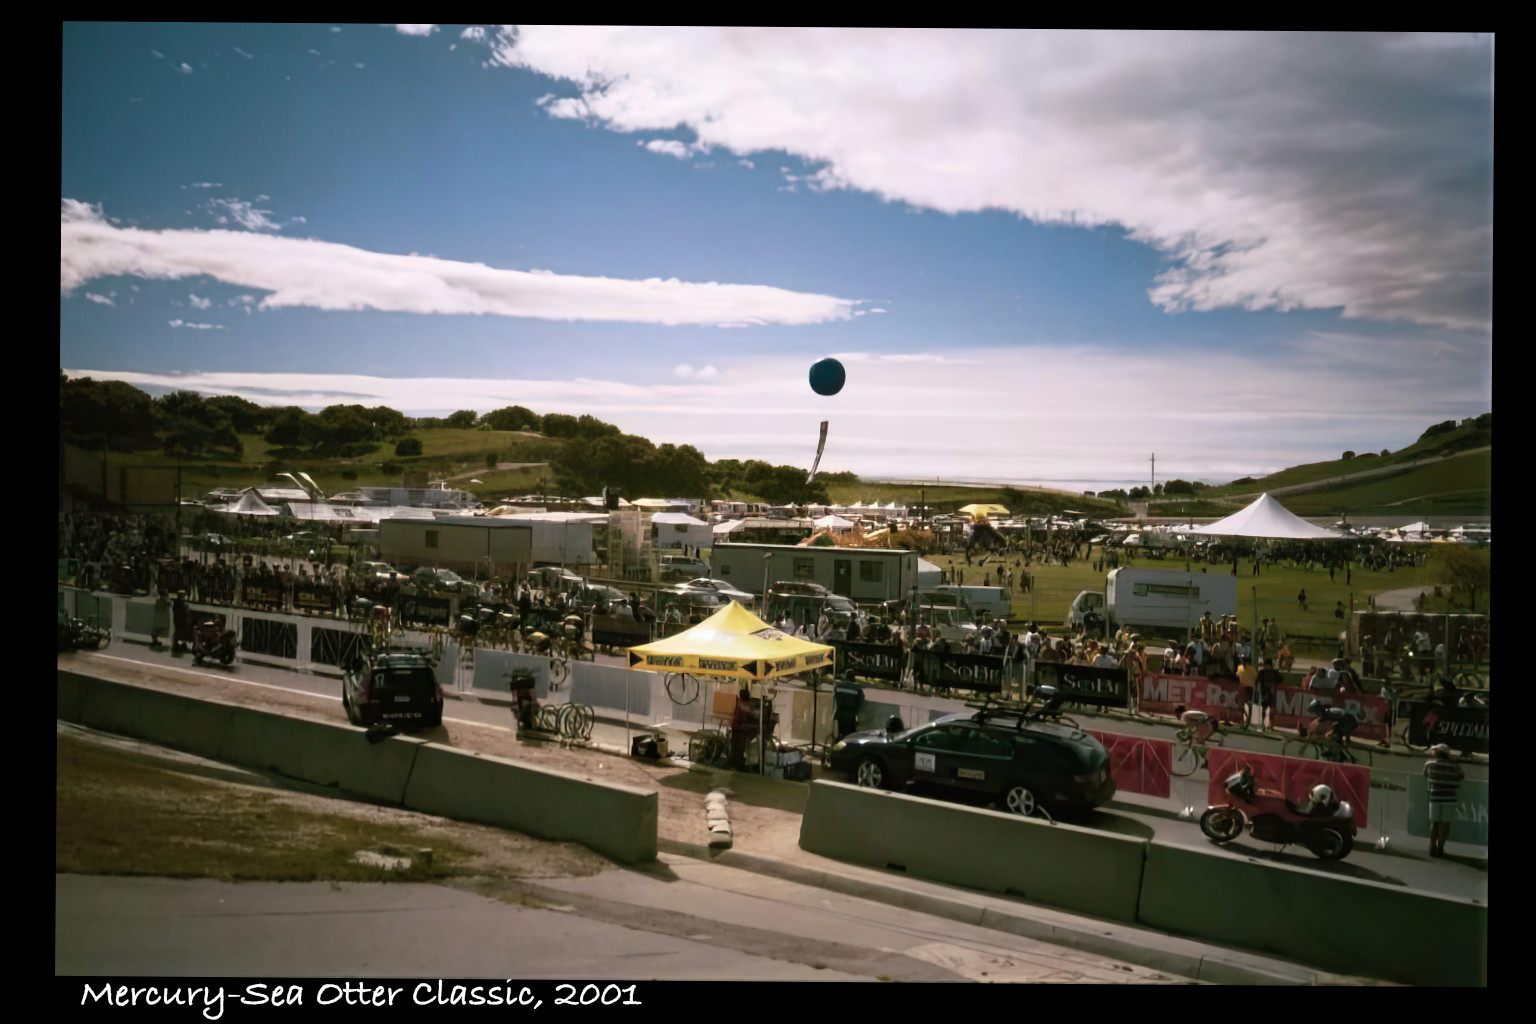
[
  {"x1": 217, "y1": 703, "x2": 423, "y2": 804},
  {"x1": 1137, "y1": 840, "x2": 1486, "y2": 986},
  {"x1": 66, "y1": 671, "x2": 235, "y2": 762},
  {"x1": 403, "y1": 743, "x2": 657, "y2": 865},
  {"x1": 799, "y1": 781, "x2": 1146, "y2": 923}
]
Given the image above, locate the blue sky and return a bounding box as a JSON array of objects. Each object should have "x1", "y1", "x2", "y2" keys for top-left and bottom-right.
[{"x1": 61, "y1": 26, "x2": 1493, "y2": 491}]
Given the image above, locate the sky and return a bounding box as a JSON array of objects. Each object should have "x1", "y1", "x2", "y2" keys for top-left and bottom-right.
[{"x1": 60, "y1": 26, "x2": 1493, "y2": 493}]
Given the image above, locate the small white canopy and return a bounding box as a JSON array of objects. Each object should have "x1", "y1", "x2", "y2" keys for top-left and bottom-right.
[
  {"x1": 917, "y1": 558, "x2": 943, "y2": 591},
  {"x1": 224, "y1": 489, "x2": 280, "y2": 517},
  {"x1": 813, "y1": 514, "x2": 855, "y2": 531},
  {"x1": 1189, "y1": 493, "x2": 1347, "y2": 540},
  {"x1": 650, "y1": 512, "x2": 708, "y2": 526}
]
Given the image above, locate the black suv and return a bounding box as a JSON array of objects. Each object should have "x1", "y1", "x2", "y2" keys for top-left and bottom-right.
[
  {"x1": 828, "y1": 703, "x2": 1114, "y2": 818},
  {"x1": 342, "y1": 651, "x2": 444, "y2": 729}
]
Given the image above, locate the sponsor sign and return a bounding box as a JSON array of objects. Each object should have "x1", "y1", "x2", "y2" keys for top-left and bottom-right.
[
  {"x1": 398, "y1": 596, "x2": 452, "y2": 628},
  {"x1": 835, "y1": 640, "x2": 905, "y2": 682},
  {"x1": 1086, "y1": 731, "x2": 1171, "y2": 798},
  {"x1": 242, "y1": 583, "x2": 283, "y2": 608},
  {"x1": 1406, "y1": 774, "x2": 1488, "y2": 845},
  {"x1": 1035, "y1": 663, "x2": 1130, "y2": 709},
  {"x1": 294, "y1": 584, "x2": 332, "y2": 613},
  {"x1": 916, "y1": 651, "x2": 1005, "y2": 693},
  {"x1": 1140, "y1": 673, "x2": 1244, "y2": 723},
  {"x1": 1271, "y1": 686, "x2": 1390, "y2": 742},
  {"x1": 1399, "y1": 701, "x2": 1489, "y2": 754}
]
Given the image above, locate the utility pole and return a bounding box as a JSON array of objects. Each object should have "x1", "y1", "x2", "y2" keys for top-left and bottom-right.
[{"x1": 1150, "y1": 452, "x2": 1156, "y2": 492}]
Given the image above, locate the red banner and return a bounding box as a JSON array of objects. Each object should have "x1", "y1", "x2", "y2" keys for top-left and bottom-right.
[
  {"x1": 1270, "y1": 686, "x2": 1389, "y2": 741},
  {"x1": 1204, "y1": 748, "x2": 1369, "y2": 827},
  {"x1": 1087, "y1": 731, "x2": 1172, "y2": 799},
  {"x1": 1138, "y1": 673, "x2": 1245, "y2": 724}
]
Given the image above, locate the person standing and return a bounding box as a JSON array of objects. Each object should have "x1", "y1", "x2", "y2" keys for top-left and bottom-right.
[
  {"x1": 1297, "y1": 588, "x2": 1308, "y2": 612},
  {"x1": 832, "y1": 676, "x2": 865, "y2": 740},
  {"x1": 1423, "y1": 744, "x2": 1464, "y2": 857},
  {"x1": 1255, "y1": 658, "x2": 1283, "y2": 730},
  {"x1": 728, "y1": 687, "x2": 760, "y2": 769}
]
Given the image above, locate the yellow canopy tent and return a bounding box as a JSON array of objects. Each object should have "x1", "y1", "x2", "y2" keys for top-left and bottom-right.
[
  {"x1": 958, "y1": 503, "x2": 1010, "y2": 521},
  {"x1": 627, "y1": 601, "x2": 833, "y2": 679}
]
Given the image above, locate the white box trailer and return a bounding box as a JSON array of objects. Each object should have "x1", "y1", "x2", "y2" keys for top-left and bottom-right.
[
  {"x1": 711, "y1": 542, "x2": 917, "y2": 603},
  {"x1": 1067, "y1": 567, "x2": 1237, "y2": 638}
]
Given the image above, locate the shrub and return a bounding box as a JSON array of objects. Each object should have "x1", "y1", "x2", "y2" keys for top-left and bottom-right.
[{"x1": 394, "y1": 438, "x2": 423, "y2": 457}]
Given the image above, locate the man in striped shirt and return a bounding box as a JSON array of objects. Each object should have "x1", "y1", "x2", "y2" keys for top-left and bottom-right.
[{"x1": 1424, "y1": 744, "x2": 1465, "y2": 857}]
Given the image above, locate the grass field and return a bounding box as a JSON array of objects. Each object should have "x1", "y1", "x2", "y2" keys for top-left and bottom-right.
[
  {"x1": 1281, "y1": 451, "x2": 1491, "y2": 516},
  {"x1": 918, "y1": 546, "x2": 1447, "y2": 643}
]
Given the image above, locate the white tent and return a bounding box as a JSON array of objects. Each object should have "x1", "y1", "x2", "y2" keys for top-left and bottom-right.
[
  {"x1": 1188, "y1": 493, "x2": 1347, "y2": 540},
  {"x1": 650, "y1": 511, "x2": 711, "y2": 549},
  {"x1": 917, "y1": 558, "x2": 943, "y2": 591},
  {"x1": 223, "y1": 489, "x2": 280, "y2": 517},
  {"x1": 813, "y1": 514, "x2": 855, "y2": 532}
]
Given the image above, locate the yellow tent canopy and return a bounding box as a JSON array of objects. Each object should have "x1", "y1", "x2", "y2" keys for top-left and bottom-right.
[
  {"x1": 626, "y1": 601, "x2": 833, "y2": 680},
  {"x1": 958, "y1": 503, "x2": 1010, "y2": 521}
]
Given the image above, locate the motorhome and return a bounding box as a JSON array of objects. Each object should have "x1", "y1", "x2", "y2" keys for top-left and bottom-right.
[
  {"x1": 1067, "y1": 567, "x2": 1237, "y2": 638},
  {"x1": 711, "y1": 542, "x2": 918, "y2": 603}
]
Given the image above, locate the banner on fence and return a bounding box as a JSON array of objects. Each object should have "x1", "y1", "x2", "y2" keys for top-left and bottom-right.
[
  {"x1": 1406, "y1": 773, "x2": 1488, "y2": 845},
  {"x1": 398, "y1": 595, "x2": 453, "y2": 629},
  {"x1": 1086, "y1": 730, "x2": 1171, "y2": 798},
  {"x1": 1140, "y1": 673, "x2": 1244, "y2": 723},
  {"x1": 835, "y1": 640, "x2": 905, "y2": 683},
  {"x1": 915, "y1": 650, "x2": 1005, "y2": 693},
  {"x1": 1398, "y1": 701, "x2": 1489, "y2": 755},
  {"x1": 293, "y1": 583, "x2": 334, "y2": 614},
  {"x1": 1271, "y1": 686, "x2": 1389, "y2": 742},
  {"x1": 1036, "y1": 663, "x2": 1130, "y2": 709},
  {"x1": 242, "y1": 583, "x2": 284, "y2": 609},
  {"x1": 1204, "y1": 748, "x2": 1369, "y2": 827},
  {"x1": 240, "y1": 617, "x2": 297, "y2": 659},
  {"x1": 310, "y1": 626, "x2": 366, "y2": 668}
]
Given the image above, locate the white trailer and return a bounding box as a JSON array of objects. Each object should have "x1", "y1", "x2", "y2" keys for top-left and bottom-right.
[
  {"x1": 711, "y1": 542, "x2": 918, "y2": 603},
  {"x1": 1067, "y1": 567, "x2": 1237, "y2": 638}
]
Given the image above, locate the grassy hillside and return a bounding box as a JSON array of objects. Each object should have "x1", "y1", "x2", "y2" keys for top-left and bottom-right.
[
  {"x1": 1280, "y1": 450, "x2": 1491, "y2": 516},
  {"x1": 821, "y1": 482, "x2": 1129, "y2": 519}
]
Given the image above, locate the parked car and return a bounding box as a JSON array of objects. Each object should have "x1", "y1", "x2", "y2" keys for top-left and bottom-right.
[
  {"x1": 356, "y1": 561, "x2": 403, "y2": 583},
  {"x1": 828, "y1": 707, "x2": 1115, "y2": 818},
  {"x1": 658, "y1": 553, "x2": 711, "y2": 581},
  {"x1": 670, "y1": 577, "x2": 755, "y2": 605},
  {"x1": 342, "y1": 651, "x2": 443, "y2": 729},
  {"x1": 525, "y1": 566, "x2": 585, "y2": 592},
  {"x1": 411, "y1": 567, "x2": 471, "y2": 592},
  {"x1": 574, "y1": 584, "x2": 630, "y2": 612}
]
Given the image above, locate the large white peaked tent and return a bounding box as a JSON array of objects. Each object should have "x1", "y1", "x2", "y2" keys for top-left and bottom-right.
[{"x1": 1189, "y1": 493, "x2": 1347, "y2": 540}]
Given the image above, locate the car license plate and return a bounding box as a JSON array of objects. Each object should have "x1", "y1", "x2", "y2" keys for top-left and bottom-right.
[
  {"x1": 394, "y1": 695, "x2": 413, "y2": 702},
  {"x1": 957, "y1": 768, "x2": 985, "y2": 781}
]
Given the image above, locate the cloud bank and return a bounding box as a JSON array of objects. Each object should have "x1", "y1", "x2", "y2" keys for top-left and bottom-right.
[
  {"x1": 60, "y1": 199, "x2": 860, "y2": 327},
  {"x1": 63, "y1": 330, "x2": 1488, "y2": 486},
  {"x1": 480, "y1": 28, "x2": 1492, "y2": 332}
]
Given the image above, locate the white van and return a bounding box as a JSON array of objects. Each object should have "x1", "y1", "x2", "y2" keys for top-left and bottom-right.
[
  {"x1": 658, "y1": 553, "x2": 710, "y2": 581},
  {"x1": 929, "y1": 584, "x2": 1012, "y2": 622}
]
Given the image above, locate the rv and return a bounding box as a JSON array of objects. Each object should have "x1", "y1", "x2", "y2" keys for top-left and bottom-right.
[
  {"x1": 711, "y1": 542, "x2": 918, "y2": 603},
  {"x1": 1067, "y1": 567, "x2": 1237, "y2": 638}
]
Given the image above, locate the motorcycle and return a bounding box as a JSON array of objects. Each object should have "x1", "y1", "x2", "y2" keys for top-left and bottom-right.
[
  {"x1": 1200, "y1": 765, "x2": 1356, "y2": 861},
  {"x1": 191, "y1": 620, "x2": 238, "y2": 666},
  {"x1": 58, "y1": 618, "x2": 110, "y2": 653}
]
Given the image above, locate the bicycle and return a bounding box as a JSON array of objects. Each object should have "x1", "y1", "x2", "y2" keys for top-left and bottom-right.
[
  {"x1": 1451, "y1": 669, "x2": 1487, "y2": 691},
  {"x1": 1282, "y1": 732, "x2": 1373, "y2": 768},
  {"x1": 1170, "y1": 713, "x2": 1225, "y2": 777}
]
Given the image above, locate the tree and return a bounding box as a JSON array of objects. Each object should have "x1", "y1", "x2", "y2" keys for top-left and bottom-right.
[
  {"x1": 205, "y1": 395, "x2": 269, "y2": 434},
  {"x1": 540, "y1": 413, "x2": 580, "y2": 438},
  {"x1": 1341, "y1": 451, "x2": 1356, "y2": 460},
  {"x1": 263, "y1": 407, "x2": 314, "y2": 449},
  {"x1": 445, "y1": 410, "x2": 478, "y2": 429},
  {"x1": 1424, "y1": 547, "x2": 1490, "y2": 612},
  {"x1": 395, "y1": 438, "x2": 423, "y2": 457},
  {"x1": 482, "y1": 405, "x2": 541, "y2": 432},
  {"x1": 59, "y1": 375, "x2": 162, "y2": 450},
  {"x1": 1162, "y1": 479, "x2": 1195, "y2": 496}
]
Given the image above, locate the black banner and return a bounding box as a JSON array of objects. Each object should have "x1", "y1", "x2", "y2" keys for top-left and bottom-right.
[
  {"x1": 1033, "y1": 663, "x2": 1131, "y2": 709},
  {"x1": 834, "y1": 640, "x2": 905, "y2": 682},
  {"x1": 591, "y1": 614, "x2": 651, "y2": 650},
  {"x1": 398, "y1": 595, "x2": 453, "y2": 629},
  {"x1": 293, "y1": 582, "x2": 335, "y2": 615},
  {"x1": 916, "y1": 650, "x2": 1005, "y2": 693},
  {"x1": 1401, "y1": 700, "x2": 1490, "y2": 754},
  {"x1": 242, "y1": 582, "x2": 284, "y2": 609},
  {"x1": 240, "y1": 617, "x2": 296, "y2": 658}
]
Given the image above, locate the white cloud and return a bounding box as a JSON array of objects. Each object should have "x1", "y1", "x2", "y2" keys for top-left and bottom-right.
[
  {"x1": 738, "y1": 158, "x2": 754, "y2": 169},
  {"x1": 206, "y1": 197, "x2": 281, "y2": 232},
  {"x1": 174, "y1": 62, "x2": 193, "y2": 74},
  {"x1": 641, "y1": 139, "x2": 694, "y2": 159},
  {"x1": 394, "y1": 25, "x2": 438, "y2": 36},
  {"x1": 188, "y1": 294, "x2": 212, "y2": 309},
  {"x1": 167, "y1": 320, "x2": 226, "y2": 330},
  {"x1": 330, "y1": 27, "x2": 342, "y2": 33},
  {"x1": 62, "y1": 333, "x2": 1487, "y2": 484},
  {"x1": 461, "y1": 27, "x2": 486, "y2": 42},
  {"x1": 61, "y1": 200, "x2": 861, "y2": 327},
  {"x1": 487, "y1": 28, "x2": 1492, "y2": 332},
  {"x1": 84, "y1": 292, "x2": 114, "y2": 306},
  {"x1": 233, "y1": 47, "x2": 254, "y2": 59},
  {"x1": 150, "y1": 49, "x2": 164, "y2": 59}
]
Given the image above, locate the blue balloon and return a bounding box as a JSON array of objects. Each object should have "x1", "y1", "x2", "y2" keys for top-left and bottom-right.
[{"x1": 808, "y1": 357, "x2": 846, "y2": 396}]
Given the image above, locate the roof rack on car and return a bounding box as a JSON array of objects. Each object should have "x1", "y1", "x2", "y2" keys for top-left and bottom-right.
[{"x1": 964, "y1": 687, "x2": 1065, "y2": 727}]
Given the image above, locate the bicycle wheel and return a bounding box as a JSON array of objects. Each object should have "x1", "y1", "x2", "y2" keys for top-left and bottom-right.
[
  {"x1": 664, "y1": 672, "x2": 700, "y2": 705},
  {"x1": 569, "y1": 703, "x2": 594, "y2": 741},
  {"x1": 1452, "y1": 671, "x2": 1485, "y2": 690},
  {"x1": 548, "y1": 654, "x2": 570, "y2": 688}
]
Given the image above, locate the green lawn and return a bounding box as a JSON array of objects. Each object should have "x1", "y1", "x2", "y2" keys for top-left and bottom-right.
[
  {"x1": 921, "y1": 547, "x2": 1438, "y2": 642},
  {"x1": 1281, "y1": 451, "x2": 1491, "y2": 516}
]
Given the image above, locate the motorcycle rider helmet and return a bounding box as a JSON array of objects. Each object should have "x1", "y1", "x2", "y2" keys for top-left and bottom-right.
[{"x1": 1303, "y1": 784, "x2": 1337, "y2": 814}]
